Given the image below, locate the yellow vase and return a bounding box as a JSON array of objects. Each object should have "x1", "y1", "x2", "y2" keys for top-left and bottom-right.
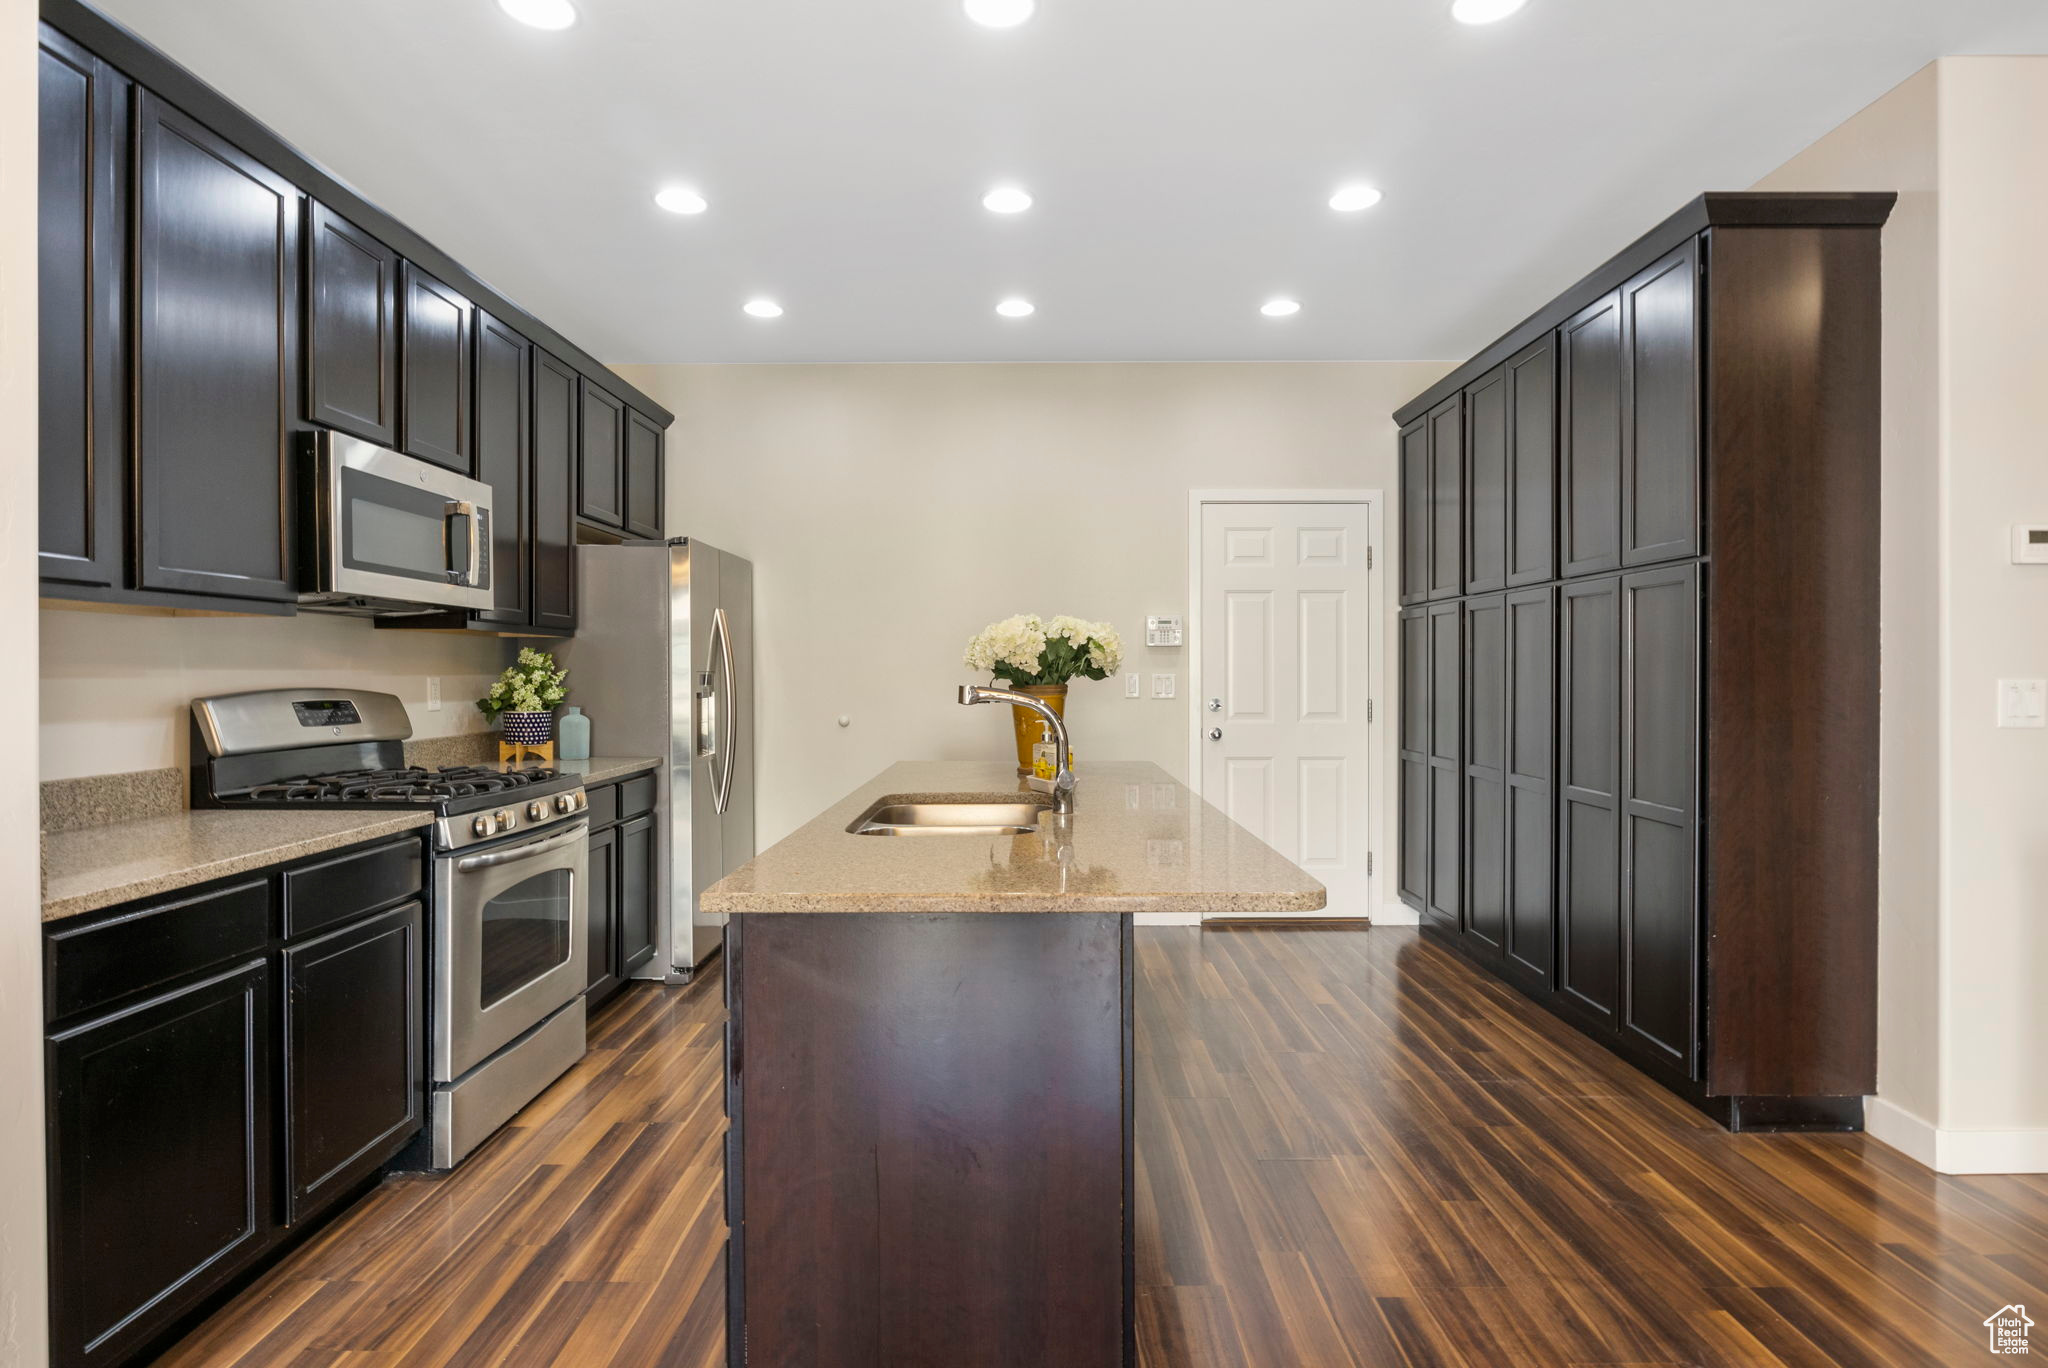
[{"x1": 1007, "y1": 684, "x2": 1068, "y2": 777}]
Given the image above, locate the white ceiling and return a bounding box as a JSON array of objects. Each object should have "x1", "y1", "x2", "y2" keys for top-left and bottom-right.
[{"x1": 95, "y1": 0, "x2": 2048, "y2": 365}]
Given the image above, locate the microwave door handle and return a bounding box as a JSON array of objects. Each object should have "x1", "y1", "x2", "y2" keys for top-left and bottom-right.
[
  {"x1": 444, "y1": 500, "x2": 480, "y2": 586},
  {"x1": 713, "y1": 607, "x2": 738, "y2": 815},
  {"x1": 453, "y1": 823, "x2": 588, "y2": 873}
]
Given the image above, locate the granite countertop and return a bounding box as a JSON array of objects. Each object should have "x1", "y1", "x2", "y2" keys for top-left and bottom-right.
[
  {"x1": 703, "y1": 760, "x2": 1327, "y2": 915},
  {"x1": 43, "y1": 810, "x2": 436, "y2": 924},
  {"x1": 528, "y1": 756, "x2": 661, "y2": 786}
]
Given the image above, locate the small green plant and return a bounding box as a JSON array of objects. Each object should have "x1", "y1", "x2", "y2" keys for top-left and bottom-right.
[{"x1": 477, "y1": 647, "x2": 568, "y2": 720}]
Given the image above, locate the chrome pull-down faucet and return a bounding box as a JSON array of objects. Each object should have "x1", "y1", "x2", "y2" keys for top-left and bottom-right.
[{"x1": 958, "y1": 685, "x2": 1076, "y2": 815}]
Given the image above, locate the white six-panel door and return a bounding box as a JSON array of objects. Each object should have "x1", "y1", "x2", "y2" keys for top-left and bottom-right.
[{"x1": 1199, "y1": 501, "x2": 1372, "y2": 917}]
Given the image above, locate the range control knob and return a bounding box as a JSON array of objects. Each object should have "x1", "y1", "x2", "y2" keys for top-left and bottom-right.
[
  {"x1": 471, "y1": 815, "x2": 492, "y2": 838},
  {"x1": 527, "y1": 800, "x2": 547, "y2": 821},
  {"x1": 573, "y1": 791, "x2": 587, "y2": 809},
  {"x1": 494, "y1": 808, "x2": 514, "y2": 832},
  {"x1": 554, "y1": 795, "x2": 574, "y2": 814}
]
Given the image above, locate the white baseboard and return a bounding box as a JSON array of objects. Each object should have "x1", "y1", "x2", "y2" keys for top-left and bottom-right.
[
  {"x1": 1866, "y1": 1097, "x2": 2048, "y2": 1174},
  {"x1": 1375, "y1": 901, "x2": 1420, "y2": 926},
  {"x1": 1134, "y1": 910, "x2": 1200, "y2": 927}
]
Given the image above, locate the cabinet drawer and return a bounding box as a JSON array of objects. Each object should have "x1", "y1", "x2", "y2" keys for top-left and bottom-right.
[
  {"x1": 45, "y1": 878, "x2": 271, "y2": 1023},
  {"x1": 618, "y1": 772, "x2": 657, "y2": 820},
  {"x1": 283, "y1": 836, "x2": 425, "y2": 940},
  {"x1": 585, "y1": 781, "x2": 618, "y2": 830}
]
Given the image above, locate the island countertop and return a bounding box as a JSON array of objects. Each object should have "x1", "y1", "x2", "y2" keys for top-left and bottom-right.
[{"x1": 702, "y1": 759, "x2": 1326, "y2": 915}]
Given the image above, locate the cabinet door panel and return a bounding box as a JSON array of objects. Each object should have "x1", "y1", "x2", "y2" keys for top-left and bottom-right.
[
  {"x1": 48, "y1": 960, "x2": 272, "y2": 1368},
  {"x1": 619, "y1": 813, "x2": 658, "y2": 975},
  {"x1": 1558, "y1": 576, "x2": 1620, "y2": 1022},
  {"x1": 578, "y1": 381, "x2": 626, "y2": 529},
  {"x1": 586, "y1": 825, "x2": 620, "y2": 999},
  {"x1": 531, "y1": 350, "x2": 579, "y2": 632},
  {"x1": 1425, "y1": 601, "x2": 1462, "y2": 932},
  {"x1": 1464, "y1": 371, "x2": 1507, "y2": 595},
  {"x1": 473, "y1": 312, "x2": 531, "y2": 625},
  {"x1": 305, "y1": 202, "x2": 398, "y2": 445},
  {"x1": 399, "y1": 263, "x2": 472, "y2": 473},
  {"x1": 1622, "y1": 242, "x2": 1701, "y2": 566},
  {"x1": 284, "y1": 903, "x2": 422, "y2": 1221},
  {"x1": 1560, "y1": 291, "x2": 1622, "y2": 579},
  {"x1": 625, "y1": 409, "x2": 664, "y2": 540},
  {"x1": 1504, "y1": 587, "x2": 1556, "y2": 984},
  {"x1": 1505, "y1": 335, "x2": 1557, "y2": 587},
  {"x1": 1398, "y1": 607, "x2": 1428, "y2": 911},
  {"x1": 1399, "y1": 420, "x2": 1428, "y2": 606},
  {"x1": 1621, "y1": 564, "x2": 1699, "y2": 1073},
  {"x1": 1463, "y1": 594, "x2": 1506, "y2": 955},
  {"x1": 134, "y1": 94, "x2": 299, "y2": 603},
  {"x1": 38, "y1": 27, "x2": 126, "y2": 590},
  {"x1": 1426, "y1": 397, "x2": 1463, "y2": 600}
]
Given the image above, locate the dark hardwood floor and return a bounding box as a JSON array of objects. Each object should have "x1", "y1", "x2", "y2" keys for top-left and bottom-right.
[{"x1": 153, "y1": 927, "x2": 2048, "y2": 1366}]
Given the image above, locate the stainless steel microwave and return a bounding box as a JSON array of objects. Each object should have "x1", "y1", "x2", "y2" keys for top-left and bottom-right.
[{"x1": 299, "y1": 431, "x2": 494, "y2": 615}]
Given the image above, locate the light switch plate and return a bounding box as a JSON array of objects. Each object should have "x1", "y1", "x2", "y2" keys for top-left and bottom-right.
[
  {"x1": 1151, "y1": 673, "x2": 1176, "y2": 700},
  {"x1": 1124, "y1": 672, "x2": 1141, "y2": 699},
  {"x1": 1997, "y1": 679, "x2": 2046, "y2": 728},
  {"x1": 427, "y1": 677, "x2": 442, "y2": 712}
]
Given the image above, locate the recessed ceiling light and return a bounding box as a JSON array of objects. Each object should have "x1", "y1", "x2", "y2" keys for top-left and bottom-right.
[
  {"x1": 1328, "y1": 185, "x2": 1384, "y2": 213},
  {"x1": 996, "y1": 297, "x2": 1035, "y2": 318},
  {"x1": 1260, "y1": 298, "x2": 1302, "y2": 318},
  {"x1": 982, "y1": 186, "x2": 1034, "y2": 215},
  {"x1": 654, "y1": 187, "x2": 707, "y2": 215},
  {"x1": 1451, "y1": 0, "x2": 1526, "y2": 24},
  {"x1": 963, "y1": 0, "x2": 1035, "y2": 28},
  {"x1": 497, "y1": 0, "x2": 577, "y2": 30},
  {"x1": 743, "y1": 299, "x2": 783, "y2": 319}
]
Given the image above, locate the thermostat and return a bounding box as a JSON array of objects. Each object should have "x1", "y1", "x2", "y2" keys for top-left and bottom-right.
[
  {"x1": 1146, "y1": 615, "x2": 1184, "y2": 647},
  {"x1": 2014, "y1": 526, "x2": 2048, "y2": 565}
]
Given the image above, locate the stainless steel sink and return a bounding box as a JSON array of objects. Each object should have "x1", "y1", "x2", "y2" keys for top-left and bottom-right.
[{"x1": 849, "y1": 799, "x2": 1049, "y2": 836}]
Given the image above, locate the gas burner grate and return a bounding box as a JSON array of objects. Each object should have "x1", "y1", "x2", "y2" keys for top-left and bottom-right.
[{"x1": 229, "y1": 764, "x2": 559, "y2": 805}]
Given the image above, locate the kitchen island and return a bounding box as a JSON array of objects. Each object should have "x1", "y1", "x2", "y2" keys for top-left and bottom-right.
[{"x1": 702, "y1": 760, "x2": 1324, "y2": 1368}]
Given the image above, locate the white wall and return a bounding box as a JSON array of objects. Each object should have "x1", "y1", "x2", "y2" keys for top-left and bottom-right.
[
  {"x1": 611, "y1": 361, "x2": 1450, "y2": 916},
  {"x1": 2, "y1": 0, "x2": 51, "y2": 1355},
  {"x1": 1757, "y1": 59, "x2": 2048, "y2": 1172},
  {"x1": 38, "y1": 608, "x2": 510, "y2": 780}
]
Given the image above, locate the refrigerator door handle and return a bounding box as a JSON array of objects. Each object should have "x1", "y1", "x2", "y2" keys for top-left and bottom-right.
[{"x1": 713, "y1": 606, "x2": 738, "y2": 815}]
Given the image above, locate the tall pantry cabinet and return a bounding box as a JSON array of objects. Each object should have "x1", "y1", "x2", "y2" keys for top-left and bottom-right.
[{"x1": 1395, "y1": 193, "x2": 1894, "y2": 1129}]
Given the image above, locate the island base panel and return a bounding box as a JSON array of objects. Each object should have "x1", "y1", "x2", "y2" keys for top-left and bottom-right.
[{"x1": 727, "y1": 911, "x2": 1133, "y2": 1368}]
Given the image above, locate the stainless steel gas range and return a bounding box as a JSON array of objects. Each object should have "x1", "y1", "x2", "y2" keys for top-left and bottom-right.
[{"x1": 189, "y1": 687, "x2": 589, "y2": 1168}]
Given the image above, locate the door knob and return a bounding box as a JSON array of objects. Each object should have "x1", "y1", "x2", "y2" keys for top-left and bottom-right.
[{"x1": 1208, "y1": 728, "x2": 1223, "y2": 741}]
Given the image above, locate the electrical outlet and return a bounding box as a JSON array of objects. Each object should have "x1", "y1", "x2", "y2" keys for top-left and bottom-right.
[
  {"x1": 1124, "y1": 672, "x2": 1141, "y2": 699},
  {"x1": 1997, "y1": 679, "x2": 2046, "y2": 728},
  {"x1": 1151, "y1": 673, "x2": 1176, "y2": 700},
  {"x1": 427, "y1": 677, "x2": 442, "y2": 712}
]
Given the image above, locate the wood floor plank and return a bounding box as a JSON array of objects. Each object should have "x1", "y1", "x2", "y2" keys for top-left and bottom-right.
[{"x1": 151, "y1": 930, "x2": 2048, "y2": 1367}]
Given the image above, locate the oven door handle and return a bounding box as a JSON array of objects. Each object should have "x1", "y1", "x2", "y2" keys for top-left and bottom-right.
[{"x1": 454, "y1": 822, "x2": 587, "y2": 873}]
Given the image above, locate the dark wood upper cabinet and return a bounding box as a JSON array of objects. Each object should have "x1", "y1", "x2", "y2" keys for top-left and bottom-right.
[
  {"x1": 1398, "y1": 607, "x2": 1429, "y2": 911},
  {"x1": 1398, "y1": 418, "x2": 1428, "y2": 606},
  {"x1": 531, "y1": 349, "x2": 579, "y2": 632},
  {"x1": 1504, "y1": 335, "x2": 1557, "y2": 587},
  {"x1": 1621, "y1": 241, "x2": 1701, "y2": 567},
  {"x1": 578, "y1": 380, "x2": 626, "y2": 529},
  {"x1": 472, "y1": 311, "x2": 531, "y2": 625},
  {"x1": 1425, "y1": 600, "x2": 1462, "y2": 934},
  {"x1": 304, "y1": 202, "x2": 399, "y2": 447},
  {"x1": 47, "y1": 959, "x2": 273, "y2": 1368},
  {"x1": 1503, "y1": 586, "x2": 1556, "y2": 988},
  {"x1": 133, "y1": 92, "x2": 299, "y2": 605},
  {"x1": 1462, "y1": 593, "x2": 1506, "y2": 957},
  {"x1": 1463, "y1": 369, "x2": 1507, "y2": 595},
  {"x1": 624, "y1": 409, "x2": 664, "y2": 540},
  {"x1": 37, "y1": 27, "x2": 127, "y2": 591},
  {"x1": 399, "y1": 262, "x2": 472, "y2": 473},
  {"x1": 1620, "y1": 564, "x2": 1699, "y2": 1076},
  {"x1": 1560, "y1": 290, "x2": 1623, "y2": 579},
  {"x1": 1426, "y1": 396, "x2": 1463, "y2": 600},
  {"x1": 282, "y1": 903, "x2": 422, "y2": 1223},
  {"x1": 1558, "y1": 575, "x2": 1621, "y2": 1024}
]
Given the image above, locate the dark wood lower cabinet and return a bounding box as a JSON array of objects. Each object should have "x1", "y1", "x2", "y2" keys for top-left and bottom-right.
[
  {"x1": 726, "y1": 912, "x2": 1133, "y2": 1368},
  {"x1": 585, "y1": 824, "x2": 622, "y2": 1000},
  {"x1": 1558, "y1": 575, "x2": 1622, "y2": 1026},
  {"x1": 583, "y1": 778, "x2": 659, "y2": 1006},
  {"x1": 1424, "y1": 600, "x2": 1462, "y2": 934},
  {"x1": 1462, "y1": 593, "x2": 1506, "y2": 957},
  {"x1": 618, "y1": 813, "x2": 657, "y2": 975},
  {"x1": 47, "y1": 960, "x2": 273, "y2": 1368},
  {"x1": 1502, "y1": 586, "x2": 1556, "y2": 988}
]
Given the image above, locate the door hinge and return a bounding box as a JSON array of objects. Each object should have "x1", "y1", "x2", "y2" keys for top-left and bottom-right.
[
  {"x1": 1367, "y1": 698, "x2": 1375, "y2": 724},
  {"x1": 1367, "y1": 852, "x2": 1374, "y2": 876},
  {"x1": 1367, "y1": 546, "x2": 1374, "y2": 571}
]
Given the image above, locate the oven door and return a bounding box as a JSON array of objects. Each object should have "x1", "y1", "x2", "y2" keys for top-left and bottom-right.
[
  {"x1": 435, "y1": 822, "x2": 588, "y2": 1081},
  {"x1": 305, "y1": 430, "x2": 494, "y2": 611}
]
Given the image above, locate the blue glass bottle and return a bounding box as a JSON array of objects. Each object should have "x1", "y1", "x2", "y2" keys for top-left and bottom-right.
[{"x1": 557, "y1": 704, "x2": 591, "y2": 761}]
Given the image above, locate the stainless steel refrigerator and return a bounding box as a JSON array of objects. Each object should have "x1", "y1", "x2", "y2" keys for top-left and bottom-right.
[{"x1": 555, "y1": 540, "x2": 754, "y2": 981}]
